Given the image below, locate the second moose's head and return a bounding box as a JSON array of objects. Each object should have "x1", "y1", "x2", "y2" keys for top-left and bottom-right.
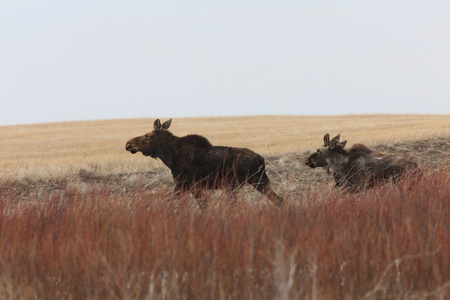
[{"x1": 305, "y1": 133, "x2": 420, "y2": 190}]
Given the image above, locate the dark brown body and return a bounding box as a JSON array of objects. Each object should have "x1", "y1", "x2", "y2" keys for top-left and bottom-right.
[
  {"x1": 305, "y1": 134, "x2": 420, "y2": 191},
  {"x1": 126, "y1": 119, "x2": 283, "y2": 208}
]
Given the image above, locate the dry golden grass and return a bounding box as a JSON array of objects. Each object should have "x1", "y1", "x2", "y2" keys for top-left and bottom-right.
[{"x1": 1, "y1": 114, "x2": 449, "y2": 181}]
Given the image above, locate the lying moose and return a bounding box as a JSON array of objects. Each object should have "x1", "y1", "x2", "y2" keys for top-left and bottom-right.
[
  {"x1": 305, "y1": 133, "x2": 420, "y2": 191},
  {"x1": 126, "y1": 119, "x2": 283, "y2": 208}
]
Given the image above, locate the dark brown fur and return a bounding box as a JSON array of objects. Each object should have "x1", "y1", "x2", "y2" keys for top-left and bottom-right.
[
  {"x1": 305, "y1": 133, "x2": 420, "y2": 191},
  {"x1": 126, "y1": 119, "x2": 283, "y2": 208}
]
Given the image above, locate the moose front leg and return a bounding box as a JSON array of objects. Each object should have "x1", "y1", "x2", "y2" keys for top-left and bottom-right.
[
  {"x1": 173, "y1": 181, "x2": 208, "y2": 209},
  {"x1": 255, "y1": 182, "x2": 284, "y2": 207}
]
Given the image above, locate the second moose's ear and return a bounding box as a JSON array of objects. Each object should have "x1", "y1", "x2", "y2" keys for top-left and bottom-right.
[
  {"x1": 331, "y1": 134, "x2": 341, "y2": 143},
  {"x1": 330, "y1": 138, "x2": 347, "y2": 150},
  {"x1": 329, "y1": 139, "x2": 338, "y2": 149},
  {"x1": 338, "y1": 140, "x2": 347, "y2": 149},
  {"x1": 323, "y1": 133, "x2": 330, "y2": 146}
]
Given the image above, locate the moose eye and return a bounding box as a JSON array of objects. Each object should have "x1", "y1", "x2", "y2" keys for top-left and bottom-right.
[{"x1": 145, "y1": 134, "x2": 150, "y2": 138}]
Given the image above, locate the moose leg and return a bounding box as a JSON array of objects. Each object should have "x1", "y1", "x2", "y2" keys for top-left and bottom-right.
[
  {"x1": 255, "y1": 182, "x2": 284, "y2": 207},
  {"x1": 173, "y1": 182, "x2": 208, "y2": 209},
  {"x1": 192, "y1": 188, "x2": 208, "y2": 210}
]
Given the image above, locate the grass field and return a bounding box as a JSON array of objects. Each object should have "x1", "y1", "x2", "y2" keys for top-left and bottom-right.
[
  {"x1": 0, "y1": 115, "x2": 449, "y2": 299},
  {"x1": 1, "y1": 114, "x2": 449, "y2": 181}
]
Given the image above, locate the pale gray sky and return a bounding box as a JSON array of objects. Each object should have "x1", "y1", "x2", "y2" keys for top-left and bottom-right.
[{"x1": 1, "y1": 1, "x2": 449, "y2": 126}]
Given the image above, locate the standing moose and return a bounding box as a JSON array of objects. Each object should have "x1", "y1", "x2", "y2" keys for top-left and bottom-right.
[
  {"x1": 125, "y1": 119, "x2": 283, "y2": 208},
  {"x1": 305, "y1": 133, "x2": 420, "y2": 191}
]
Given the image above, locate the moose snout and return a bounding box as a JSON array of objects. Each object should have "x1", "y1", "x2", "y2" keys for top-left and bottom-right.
[
  {"x1": 305, "y1": 157, "x2": 315, "y2": 168},
  {"x1": 125, "y1": 141, "x2": 138, "y2": 154}
]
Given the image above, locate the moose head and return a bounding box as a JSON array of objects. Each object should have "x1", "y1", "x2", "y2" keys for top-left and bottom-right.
[
  {"x1": 125, "y1": 119, "x2": 173, "y2": 158},
  {"x1": 305, "y1": 133, "x2": 347, "y2": 174}
]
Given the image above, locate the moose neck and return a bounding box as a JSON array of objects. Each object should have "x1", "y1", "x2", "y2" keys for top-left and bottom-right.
[
  {"x1": 155, "y1": 133, "x2": 179, "y2": 171},
  {"x1": 326, "y1": 152, "x2": 349, "y2": 174}
]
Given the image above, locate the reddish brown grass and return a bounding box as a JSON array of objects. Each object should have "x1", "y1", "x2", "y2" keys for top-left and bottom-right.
[{"x1": 0, "y1": 168, "x2": 449, "y2": 299}]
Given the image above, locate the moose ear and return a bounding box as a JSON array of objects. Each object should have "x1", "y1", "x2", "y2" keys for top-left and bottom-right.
[
  {"x1": 338, "y1": 140, "x2": 347, "y2": 149},
  {"x1": 153, "y1": 119, "x2": 162, "y2": 130},
  {"x1": 330, "y1": 138, "x2": 346, "y2": 150},
  {"x1": 323, "y1": 133, "x2": 330, "y2": 146},
  {"x1": 331, "y1": 134, "x2": 341, "y2": 142},
  {"x1": 329, "y1": 139, "x2": 338, "y2": 148},
  {"x1": 162, "y1": 119, "x2": 172, "y2": 130}
]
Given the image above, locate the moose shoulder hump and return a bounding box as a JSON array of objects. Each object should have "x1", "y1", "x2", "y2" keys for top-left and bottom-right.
[{"x1": 179, "y1": 134, "x2": 213, "y2": 149}]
